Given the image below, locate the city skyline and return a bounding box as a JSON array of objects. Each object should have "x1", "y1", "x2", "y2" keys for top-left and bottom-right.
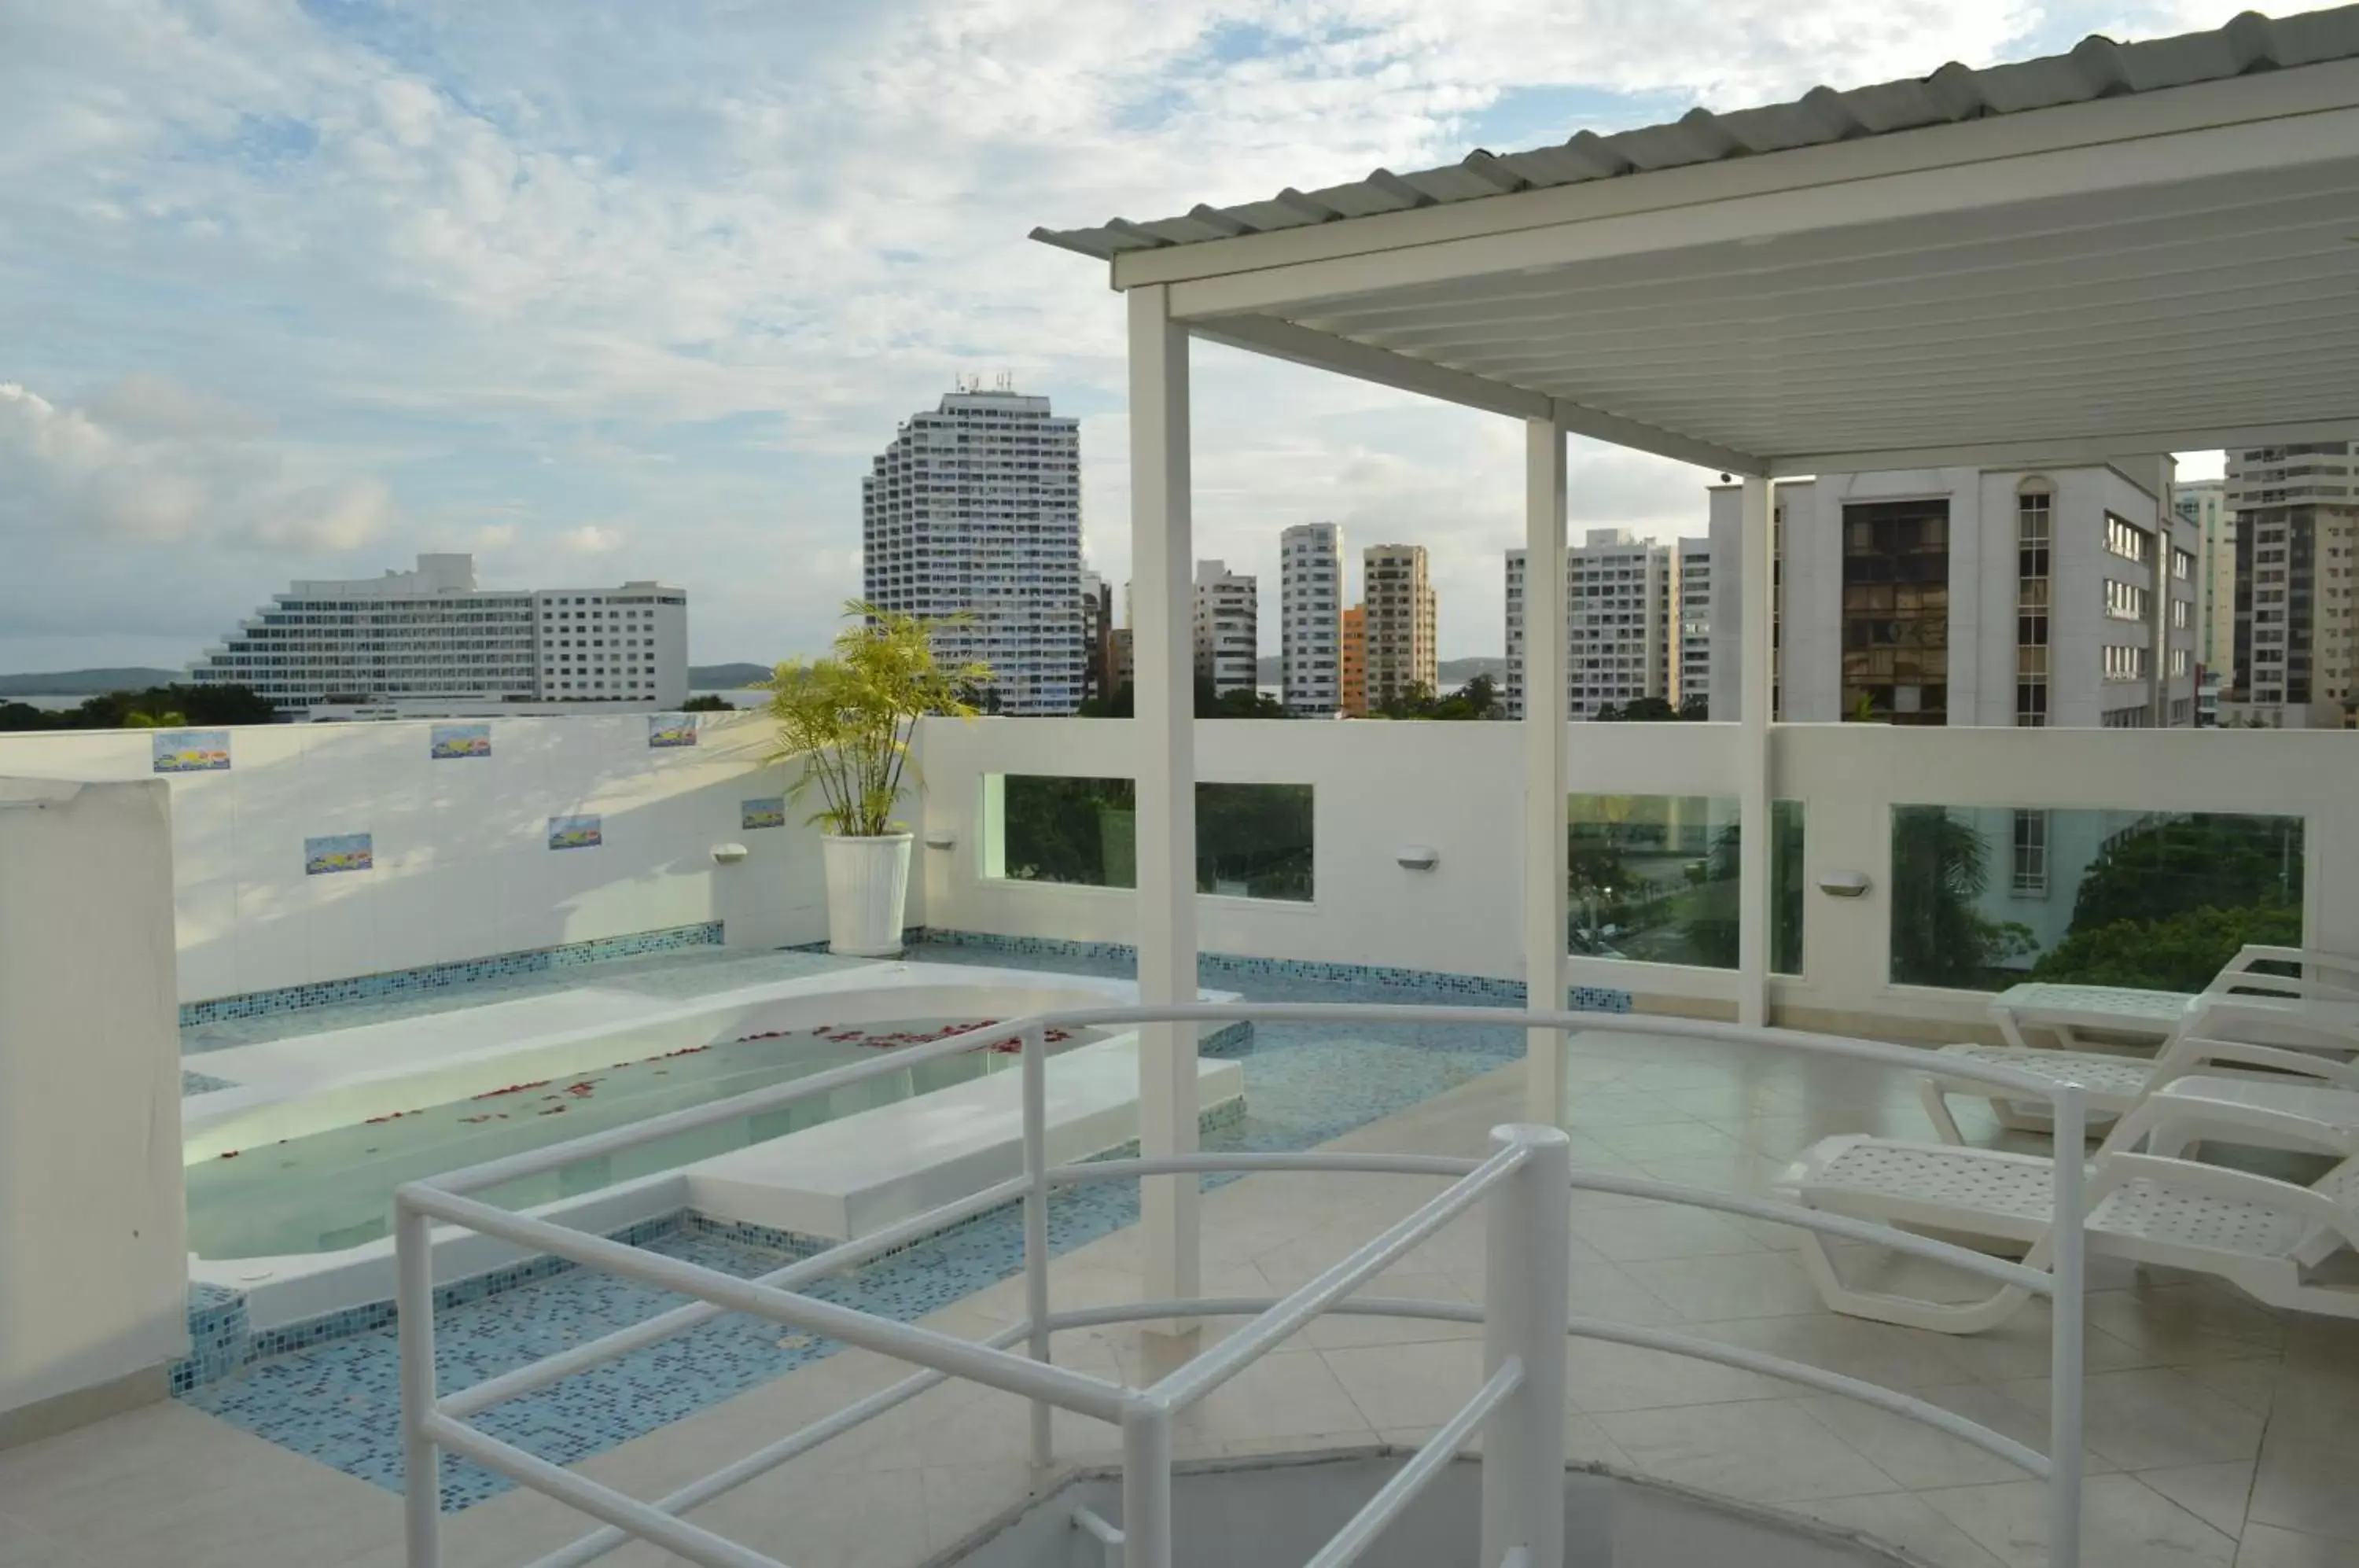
[{"x1": 0, "y1": 2, "x2": 2243, "y2": 677}]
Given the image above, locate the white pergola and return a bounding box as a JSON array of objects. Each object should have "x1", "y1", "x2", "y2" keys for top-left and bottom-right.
[{"x1": 1032, "y1": 10, "x2": 2359, "y2": 1320}]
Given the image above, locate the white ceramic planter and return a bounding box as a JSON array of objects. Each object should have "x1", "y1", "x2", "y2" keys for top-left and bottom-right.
[{"x1": 820, "y1": 833, "x2": 913, "y2": 957}]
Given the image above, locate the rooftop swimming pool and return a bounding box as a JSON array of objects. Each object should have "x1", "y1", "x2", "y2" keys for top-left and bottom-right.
[{"x1": 185, "y1": 1017, "x2": 1102, "y2": 1258}]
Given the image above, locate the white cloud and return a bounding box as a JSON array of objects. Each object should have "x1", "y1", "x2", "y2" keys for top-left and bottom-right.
[
  {"x1": 0, "y1": 0, "x2": 2261, "y2": 669},
  {"x1": 557, "y1": 524, "x2": 627, "y2": 555}
]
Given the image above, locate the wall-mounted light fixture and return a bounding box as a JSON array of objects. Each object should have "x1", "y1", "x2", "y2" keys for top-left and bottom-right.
[
  {"x1": 1396, "y1": 845, "x2": 1440, "y2": 871},
  {"x1": 710, "y1": 842, "x2": 749, "y2": 866},
  {"x1": 1816, "y1": 870, "x2": 1871, "y2": 898},
  {"x1": 924, "y1": 828, "x2": 958, "y2": 850}
]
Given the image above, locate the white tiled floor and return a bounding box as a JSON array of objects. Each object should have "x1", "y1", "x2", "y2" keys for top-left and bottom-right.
[{"x1": 6, "y1": 1030, "x2": 2357, "y2": 1568}]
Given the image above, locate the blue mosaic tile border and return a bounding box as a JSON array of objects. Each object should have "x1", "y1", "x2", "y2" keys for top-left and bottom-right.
[
  {"x1": 167, "y1": 1095, "x2": 1252, "y2": 1394},
  {"x1": 171, "y1": 1213, "x2": 693, "y2": 1395},
  {"x1": 178, "y1": 922, "x2": 726, "y2": 1027},
  {"x1": 921, "y1": 929, "x2": 1633, "y2": 1014}
]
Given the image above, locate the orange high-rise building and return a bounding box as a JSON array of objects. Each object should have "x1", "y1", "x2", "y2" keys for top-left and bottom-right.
[{"x1": 1339, "y1": 605, "x2": 1368, "y2": 716}]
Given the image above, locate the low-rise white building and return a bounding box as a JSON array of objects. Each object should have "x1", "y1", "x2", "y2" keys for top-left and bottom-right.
[{"x1": 190, "y1": 554, "x2": 688, "y2": 712}]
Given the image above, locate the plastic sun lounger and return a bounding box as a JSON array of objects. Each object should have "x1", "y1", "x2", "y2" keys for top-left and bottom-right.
[
  {"x1": 1779, "y1": 1095, "x2": 2359, "y2": 1333},
  {"x1": 1919, "y1": 1009, "x2": 2359, "y2": 1147},
  {"x1": 1985, "y1": 945, "x2": 2359, "y2": 1055}
]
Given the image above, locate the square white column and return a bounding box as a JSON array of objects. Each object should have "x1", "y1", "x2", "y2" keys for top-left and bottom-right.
[
  {"x1": 1127, "y1": 283, "x2": 1201, "y2": 1316},
  {"x1": 1522, "y1": 418, "x2": 1569, "y2": 1123}
]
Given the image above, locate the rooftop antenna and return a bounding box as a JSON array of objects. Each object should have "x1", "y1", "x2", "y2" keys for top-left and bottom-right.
[{"x1": 995, "y1": 370, "x2": 1015, "y2": 392}]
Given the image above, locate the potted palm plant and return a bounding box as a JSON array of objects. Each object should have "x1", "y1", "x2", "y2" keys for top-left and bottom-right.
[{"x1": 764, "y1": 602, "x2": 985, "y2": 955}]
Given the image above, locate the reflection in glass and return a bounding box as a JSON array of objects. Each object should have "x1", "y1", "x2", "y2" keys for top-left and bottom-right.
[
  {"x1": 996, "y1": 776, "x2": 1314, "y2": 902},
  {"x1": 1890, "y1": 808, "x2": 2302, "y2": 991}
]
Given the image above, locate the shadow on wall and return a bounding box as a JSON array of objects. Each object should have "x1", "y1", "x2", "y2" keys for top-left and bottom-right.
[{"x1": 0, "y1": 712, "x2": 844, "y2": 1004}]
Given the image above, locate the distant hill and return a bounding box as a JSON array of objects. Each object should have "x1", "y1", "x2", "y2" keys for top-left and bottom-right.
[
  {"x1": 1253, "y1": 654, "x2": 1505, "y2": 687},
  {"x1": 1438, "y1": 657, "x2": 1507, "y2": 685},
  {"x1": 0, "y1": 668, "x2": 182, "y2": 697},
  {"x1": 688, "y1": 662, "x2": 772, "y2": 688}
]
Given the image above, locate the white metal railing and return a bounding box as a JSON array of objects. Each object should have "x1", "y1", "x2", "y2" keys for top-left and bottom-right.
[{"x1": 394, "y1": 1003, "x2": 2089, "y2": 1568}]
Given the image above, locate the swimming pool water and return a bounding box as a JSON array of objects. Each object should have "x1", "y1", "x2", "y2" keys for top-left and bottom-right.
[
  {"x1": 184, "y1": 1018, "x2": 1102, "y2": 1259},
  {"x1": 183, "y1": 945, "x2": 1539, "y2": 1509}
]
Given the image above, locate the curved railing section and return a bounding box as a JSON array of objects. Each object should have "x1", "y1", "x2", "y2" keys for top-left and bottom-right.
[{"x1": 392, "y1": 1003, "x2": 2089, "y2": 1568}]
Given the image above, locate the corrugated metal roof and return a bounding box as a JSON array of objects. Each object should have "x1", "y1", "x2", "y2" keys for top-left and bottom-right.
[{"x1": 1032, "y1": 6, "x2": 2359, "y2": 263}]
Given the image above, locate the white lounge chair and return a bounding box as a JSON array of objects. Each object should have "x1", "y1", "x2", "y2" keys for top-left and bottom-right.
[
  {"x1": 1988, "y1": 944, "x2": 2359, "y2": 1054},
  {"x1": 1918, "y1": 1008, "x2": 2359, "y2": 1146},
  {"x1": 1780, "y1": 1094, "x2": 2359, "y2": 1332}
]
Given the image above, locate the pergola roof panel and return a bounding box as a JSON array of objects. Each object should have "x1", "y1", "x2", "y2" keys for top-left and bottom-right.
[{"x1": 1036, "y1": 9, "x2": 2359, "y2": 264}]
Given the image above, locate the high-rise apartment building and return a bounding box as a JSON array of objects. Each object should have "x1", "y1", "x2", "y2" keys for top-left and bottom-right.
[
  {"x1": 2170, "y1": 478, "x2": 2235, "y2": 680},
  {"x1": 1080, "y1": 570, "x2": 1117, "y2": 704},
  {"x1": 1192, "y1": 560, "x2": 1258, "y2": 697},
  {"x1": 1504, "y1": 531, "x2": 1676, "y2": 719},
  {"x1": 1676, "y1": 536, "x2": 1713, "y2": 709},
  {"x1": 1339, "y1": 606, "x2": 1368, "y2": 718},
  {"x1": 1279, "y1": 522, "x2": 1344, "y2": 715},
  {"x1": 190, "y1": 553, "x2": 688, "y2": 712},
  {"x1": 1704, "y1": 463, "x2": 2197, "y2": 728},
  {"x1": 862, "y1": 385, "x2": 1084, "y2": 715},
  {"x1": 1362, "y1": 544, "x2": 1436, "y2": 709},
  {"x1": 2223, "y1": 439, "x2": 2359, "y2": 727}
]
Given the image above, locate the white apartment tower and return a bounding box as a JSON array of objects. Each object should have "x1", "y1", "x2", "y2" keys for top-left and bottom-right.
[
  {"x1": 2170, "y1": 477, "x2": 2235, "y2": 679},
  {"x1": 1279, "y1": 522, "x2": 1344, "y2": 714},
  {"x1": 190, "y1": 553, "x2": 688, "y2": 712},
  {"x1": 1676, "y1": 536, "x2": 1713, "y2": 709},
  {"x1": 1503, "y1": 530, "x2": 1675, "y2": 720},
  {"x1": 1192, "y1": 560, "x2": 1259, "y2": 697},
  {"x1": 2224, "y1": 439, "x2": 2359, "y2": 727},
  {"x1": 1362, "y1": 544, "x2": 1436, "y2": 709},
  {"x1": 1703, "y1": 463, "x2": 2198, "y2": 728},
  {"x1": 862, "y1": 385, "x2": 1084, "y2": 715}
]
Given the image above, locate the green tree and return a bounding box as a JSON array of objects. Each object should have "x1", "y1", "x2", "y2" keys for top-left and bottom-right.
[
  {"x1": 0, "y1": 683, "x2": 275, "y2": 732},
  {"x1": 2066, "y1": 814, "x2": 2301, "y2": 933},
  {"x1": 1889, "y1": 807, "x2": 2034, "y2": 987},
  {"x1": 2032, "y1": 904, "x2": 2301, "y2": 991},
  {"x1": 680, "y1": 694, "x2": 735, "y2": 711}
]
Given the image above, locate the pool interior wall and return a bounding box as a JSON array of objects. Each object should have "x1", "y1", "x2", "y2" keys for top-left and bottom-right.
[{"x1": 175, "y1": 935, "x2": 1632, "y2": 1511}]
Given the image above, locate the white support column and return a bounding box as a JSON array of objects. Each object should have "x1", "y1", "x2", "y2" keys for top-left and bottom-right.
[
  {"x1": 1128, "y1": 283, "x2": 1202, "y2": 1323},
  {"x1": 1522, "y1": 418, "x2": 1570, "y2": 1124},
  {"x1": 1736, "y1": 475, "x2": 1774, "y2": 1029}
]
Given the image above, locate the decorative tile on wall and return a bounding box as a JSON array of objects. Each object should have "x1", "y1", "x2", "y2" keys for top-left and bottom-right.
[
  {"x1": 547, "y1": 814, "x2": 602, "y2": 851},
  {"x1": 304, "y1": 833, "x2": 373, "y2": 875},
  {"x1": 152, "y1": 729, "x2": 230, "y2": 773},
  {"x1": 178, "y1": 921, "x2": 724, "y2": 1026},
  {"x1": 429, "y1": 723, "x2": 491, "y2": 760},
  {"x1": 741, "y1": 797, "x2": 786, "y2": 830},
  {"x1": 916, "y1": 928, "x2": 1635, "y2": 1014},
  {"x1": 648, "y1": 714, "x2": 697, "y2": 749}
]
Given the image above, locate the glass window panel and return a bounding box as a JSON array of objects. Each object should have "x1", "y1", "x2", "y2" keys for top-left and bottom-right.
[
  {"x1": 995, "y1": 776, "x2": 1314, "y2": 901},
  {"x1": 1890, "y1": 808, "x2": 2302, "y2": 991},
  {"x1": 1567, "y1": 795, "x2": 1803, "y2": 975}
]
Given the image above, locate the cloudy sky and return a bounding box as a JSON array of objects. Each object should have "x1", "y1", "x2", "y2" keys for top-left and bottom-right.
[{"x1": 0, "y1": 0, "x2": 2238, "y2": 675}]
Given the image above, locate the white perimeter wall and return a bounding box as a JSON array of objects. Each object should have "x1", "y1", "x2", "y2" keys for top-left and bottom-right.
[
  {"x1": 915, "y1": 716, "x2": 2359, "y2": 1037},
  {"x1": 0, "y1": 713, "x2": 844, "y2": 1003},
  {"x1": 915, "y1": 716, "x2": 1747, "y2": 1001},
  {"x1": 0, "y1": 778, "x2": 186, "y2": 1423}
]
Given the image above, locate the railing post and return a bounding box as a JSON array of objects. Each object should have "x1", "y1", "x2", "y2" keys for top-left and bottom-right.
[
  {"x1": 1481, "y1": 1125, "x2": 1570, "y2": 1568},
  {"x1": 2047, "y1": 1084, "x2": 2087, "y2": 1568},
  {"x1": 1021, "y1": 1023, "x2": 1054, "y2": 1469},
  {"x1": 1122, "y1": 1403, "x2": 1173, "y2": 1568},
  {"x1": 396, "y1": 1197, "x2": 443, "y2": 1568}
]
